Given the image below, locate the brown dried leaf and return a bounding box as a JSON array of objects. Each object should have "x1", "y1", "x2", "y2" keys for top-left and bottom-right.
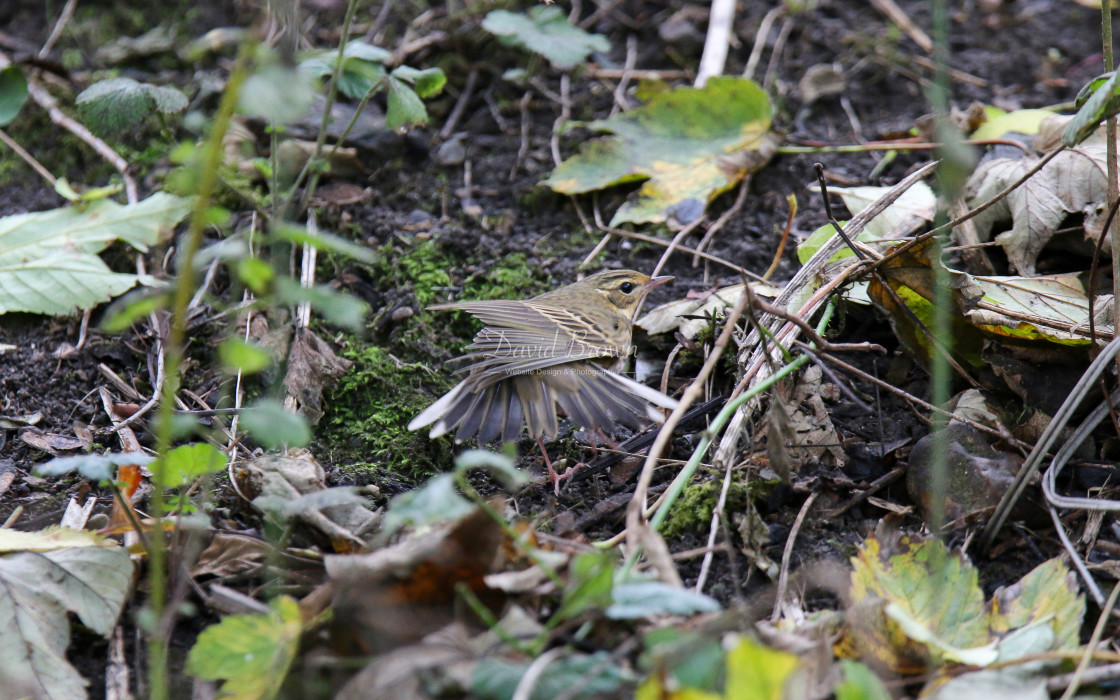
[{"x1": 283, "y1": 328, "x2": 352, "y2": 425}]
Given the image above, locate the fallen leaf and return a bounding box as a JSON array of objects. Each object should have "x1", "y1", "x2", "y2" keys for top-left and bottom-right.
[
  {"x1": 544, "y1": 77, "x2": 776, "y2": 226},
  {"x1": 282, "y1": 328, "x2": 353, "y2": 425}
]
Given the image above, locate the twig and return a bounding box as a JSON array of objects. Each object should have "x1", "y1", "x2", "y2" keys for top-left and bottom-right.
[
  {"x1": 510, "y1": 91, "x2": 532, "y2": 180},
  {"x1": 549, "y1": 74, "x2": 571, "y2": 168},
  {"x1": 692, "y1": 175, "x2": 751, "y2": 262},
  {"x1": 651, "y1": 216, "x2": 706, "y2": 278},
  {"x1": 772, "y1": 491, "x2": 818, "y2": 623},
  {"x1": 743, "y1": 6, "x2": 783, "y2": 81},
  {"x1": 39, "y1": 0, "x2": 77, "y2": 58},
  {"x1": 592, "y1": 226, "x2": 767, "y2": 281},
  {"x1": 107, "y1": 349, "x2": 166, "y2": 434},
  {"x1": 0, "y1": 128, "x2": 58, "y2": 188},
  {"x1": 869, "y1": 0, "x2": 933, "y2": 52},
  {"x1": 693, "y1": 456, "x2": 735, "y2": 594},
  {"x1": 625, "y1": 284, "x2": 750, "y2": 584},
  {"x1": 439, "y1": 66, "x2": 479, "y2": 140},
  {"x1": 696, "y1": 0, "x2": 736, "y2": 87},
  {"x1": 609, "y1": 34, "x2": 637, "y2": 116},
  {"x1": 0, "y1": 51, "x2": 138, "y2": 204},
  {"x1": 825, "y1": 467, "x2": 906, "y2": 518},
  {"x1": 762, "y1": 18, "x2": 792, "y2": 93},
  {"x1": 512, "y1": 647, "x2": 567, "y2": 700},
  {"x1": 1060, "y1": 582, "x2": 1120, "y2": 699}
]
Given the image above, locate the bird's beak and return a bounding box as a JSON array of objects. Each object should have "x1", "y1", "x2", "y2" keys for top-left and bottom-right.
[{"x1": 644, "y1": 275, "x2": 674, "y2": 290}]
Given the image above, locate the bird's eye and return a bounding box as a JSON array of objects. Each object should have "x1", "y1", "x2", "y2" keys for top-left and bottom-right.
[{"x1": 619, "y1": 282, "x2": 636, "y2": 293}]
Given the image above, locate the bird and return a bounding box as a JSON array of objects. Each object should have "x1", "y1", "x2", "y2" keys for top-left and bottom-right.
[{"x1": 408, "y1": 269, "x2": 679, "y2": 491}]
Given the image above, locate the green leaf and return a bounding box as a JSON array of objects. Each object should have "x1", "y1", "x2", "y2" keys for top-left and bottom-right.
[
  {"x1": 635, "y1": 635, "x2": 799, "y2": 700},
  {"x1": 76, "y1": 77, "x2": 187, "y2": 134},
  {"x1": 554, "y1": 552, "x2": 615, "y2": 623},
  {"x1": 219, "y1": 337, "x2": 273, "y2": 375},
  {"x1": 240, "y1": 399, "x2": 311, "y2": 449},
  {"x1": 273, "y1": 223, "x2": 377, "y2": 263},
  {"x1": 722, "y1": 636, "x2": 799, "y2": 700},
  {"x1": 971, "y1": 108, "x2": 1053, "y2": 140},
  {"x1": 100, "y1": 291, "x2": 169, "y2": 332},
  {"x1": 380, "y1": 473, "x2": 473, "y2": 536},
  {"x1": 185, "y1": 595, "x2": 302, "y2": 700},
  {"x1": 273, "y1": 276, "x2": 368, "y2": 331},
  {"x1": 482, "y1": 6, "x2": 610, "y2": 70},
  {"x1": 239, "y1": 63, "x2": 317, "y2": 124},
  {"x1": 606, "y1": 581, "x2": 721, "y2": 619},
  {"x1": 453, "y1": 449, "x2": 528, "y2": 490},
  {"x1": 0, "y1": 66, "x2": 29, "y2": 127},
  {"x1": 53, "y1": 177, "x2": 123, "y2": 203},
  {"x1": 390, "y1": 65, "x2": 446, "y2": 99},
  {"x1": 473, "y1": 653, "x2": 629, "y2": 700},
  {"x1": 155, "y1": 443, "x2": 227, "y2": 488},
  {"x1": 35, "y1": 451, "x2": 155, "y2": 482},
  {"x1": 386, "y1": 77, "x2": 427, "y2": 130},
  {"x1": 237, "y1": 257, "x2": 274, "y2": 294},
  {"x1": 957, "y1": 272, "x2": 1095, "y2": 346},
  {"x1": 299, "y1": 41, "x2": 390, "y2": 99},
  {"x1": 543, "y1": 77, "x2": 775, "y2": 226},
  {"x1": 640, "y1": 628, "x2": 725, "y2": 692},
  {"x1": 834, "y1": 660, "x2": 891, "y2": 700},
  {"x1": 0, "y1": 535, "x2": 132, "y2": 700},
  {"x1": 1063, "y1": 70, "x2": 1120, "y2": 146},
  {"x1": 851, "y1": 533, "x2": 990, "y2": 662},
  {"x1": 0, "y1": 192, "x2": 193, "y2": 315},
  {"x1": 988, "y1": 557, "x2": 1084, "y2": 651}
]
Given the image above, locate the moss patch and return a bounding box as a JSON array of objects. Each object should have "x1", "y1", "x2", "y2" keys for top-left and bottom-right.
[
  {"x1": 660, "y1": 479, "x2": 748, "y2": 539},
  {"x1": 320, "y1": 345, "x2": 456, "y2": 481},
  {"x1": 317, "y1": 238, "x2": 556, "y2": 482}
]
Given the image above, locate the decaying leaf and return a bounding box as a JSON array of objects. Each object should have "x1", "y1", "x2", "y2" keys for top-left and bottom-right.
[
  {"x1": 798, "y1": 182, "x2": 936, "y2": 266},
  {"x1": 842, "y1": 523, "x2": 1084, "y2": 678},
  {"x1": 964, "y1": 126, "x2": 1114, "y2": 276},
  {"x1": 0, "y1": 529, "x2": 133, "y2": 700},
  {"x1": 544, "y1": 77, "x2": 776, "y2": 226},
  {"x1": 326, "y1": 506, "x2": 508, "y2": 653},
  {"x1": 245, "y1": 452, "x2": 375, "y2": 550},
  {"x1": 283, "y1": 328, "x2": 353, "y2": 425},
  {"x1": 758, "y1": 365, "x2": 846, "y2": 472},
  {"x1": 955, "y1": 271, "x2": 1095, "y2": 346},
  {"x1": 867, "y1": 240, "x2": 986, "y2": 368},
  {"x1": 636, "y1": 281, "x2": 781, "y2": 340}
]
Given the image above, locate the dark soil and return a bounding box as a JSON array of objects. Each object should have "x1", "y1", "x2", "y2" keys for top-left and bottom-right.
[{"x1": 0, "y1": 0, "x2": 1112, "y2": 697}]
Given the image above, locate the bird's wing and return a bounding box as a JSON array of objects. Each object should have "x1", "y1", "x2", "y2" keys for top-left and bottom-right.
[{"x1": 432, "y1": 300, "x2": 622, "y2": 378}]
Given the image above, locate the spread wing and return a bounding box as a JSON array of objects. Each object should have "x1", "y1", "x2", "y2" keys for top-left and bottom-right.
[{"x1": 431, "y1": 300, "x2": 624, "y2": 384}]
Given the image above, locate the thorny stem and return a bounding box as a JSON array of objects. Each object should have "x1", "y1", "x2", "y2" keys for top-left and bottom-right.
[{"x1": 147, "y1": 45, "x2": 252, "y2": 700}]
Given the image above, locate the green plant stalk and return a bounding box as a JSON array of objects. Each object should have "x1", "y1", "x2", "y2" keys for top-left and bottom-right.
[
  {"x1": 280, "y1": 0, "x2": 359, "y2": 219},
  {"x1": 923, "y1": 0, "x2": 955, "y2": 535},
  {"x1": 147, "y1": 45, "x2": 252, "y2": 700},
  {"x1": 1104, "y1": 0, "x2": 1120, "y2": 331},
  {"x1": 647, "y1": 301, "x2": 835, "y2": 534}
]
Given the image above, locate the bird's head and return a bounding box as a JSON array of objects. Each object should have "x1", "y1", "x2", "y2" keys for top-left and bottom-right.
[{"x1": 578, "y1": 269, "x2": 674, "y2": 318}]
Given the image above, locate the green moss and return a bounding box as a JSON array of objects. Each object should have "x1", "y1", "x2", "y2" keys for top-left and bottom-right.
[
  {"x1": 660, "y1": 479, "x2": 748, "y2": 539},
  {"x1": 317, "y1": 242, "x2": 553, "y2": 481},
  {"x1": 320, "y1": 345, "x2": 456, "y2": 479},
  {"x1": 462, "y1": 252, "x2": 550, "y2": 301}
]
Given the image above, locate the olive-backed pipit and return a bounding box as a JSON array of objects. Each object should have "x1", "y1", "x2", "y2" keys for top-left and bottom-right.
[{"x1": 408, "y1": 269, "x2": 678, "y2": 489}]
